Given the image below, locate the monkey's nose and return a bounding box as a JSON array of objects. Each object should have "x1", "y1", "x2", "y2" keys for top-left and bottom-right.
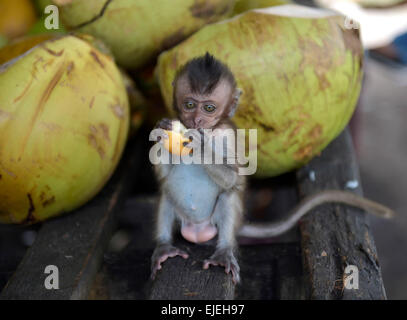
[{"x1": 193, "y1": 118, "x2": 202, "y2": 129}]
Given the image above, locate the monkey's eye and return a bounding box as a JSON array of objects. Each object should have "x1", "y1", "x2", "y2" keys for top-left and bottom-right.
[
  {"x1": 203, "y1": 104, "x2": 216, "y2": 113},
  {"x1": 184, "y1": 101, "x2": 196, "y2": 110}
]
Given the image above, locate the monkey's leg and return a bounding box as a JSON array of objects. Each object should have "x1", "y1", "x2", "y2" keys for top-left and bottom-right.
[
  {"x1": 203, "y1": 191, "x2": 242, "y2": 284},
  {"x1": 151, "y1": 194, "x2": 189, "y2": 280}
]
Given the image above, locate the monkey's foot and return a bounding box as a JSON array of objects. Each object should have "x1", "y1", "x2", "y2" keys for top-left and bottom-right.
[
  {"x1": 203, "y1": 248, "x2": 240, "y2": 284},
  {"x1": 151, "y1": 243, "x2": 189, "y2": 280}
]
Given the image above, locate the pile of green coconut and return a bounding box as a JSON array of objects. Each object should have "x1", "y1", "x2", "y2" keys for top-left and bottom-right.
[{"x1": 0, "y1": 0, "x2": 363, "y2": 223}]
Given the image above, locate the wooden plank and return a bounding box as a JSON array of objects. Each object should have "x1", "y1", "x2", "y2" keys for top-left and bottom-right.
[
  {"x1": 0, "y1": 138, "x2": 140, "y2": 300},
  {"x1": 119, "y1": 190, "x2": 303, "y2": 300},
  {"x1": 236, "y1": 244, "x2": 304, "y2": 300},
  {"x1": 149, "y1": 236, "x2": 235, "y2": 300},
  {"x1": 93, "y1": 194, "x2": 304, "y2": 300},
  {"x1": 87, "y1": 196, "x2": 234, "y2": 300},
  {"x1": 89, "y1": 196, "x2": 156, "y2": 300},
  {"x1": 113, "y1": 195, "x2": 235, "y2": 299},
  {"x1": 297, "y1": 127, "x2": 386, "y2": 299},
  {"x1": 274, "y1": 245, "x2": 306, "y2": 300}
]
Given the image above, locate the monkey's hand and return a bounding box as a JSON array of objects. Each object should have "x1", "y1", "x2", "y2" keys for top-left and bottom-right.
[
  {"x1": 203, "y1": 247, "x2": 240, "y2": 284},
  {"x1": 150, "y1": 118, "x2": 175, "y2": 142},
  {"x1": 151, "y1": 243, "x2": 189, "y2": 280},
  {"x1": 155, "y1": 118, "x2": 173, "y2": 131}
]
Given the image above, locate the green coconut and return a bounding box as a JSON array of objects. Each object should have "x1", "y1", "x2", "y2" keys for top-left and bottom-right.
[
  {"x1": 232, "y1": 0, "x2": 292, "y2": 15},
  {"x1": 350, "y1": 0, "x2": 405, "y2": 8},
  {"x1": 0, "y1": 0, "x2": 37, "y2": 40},
  {"x1": 53, "y1": 0, "x2": 236, "y2": 69},
  {"x1": 0, "y1": 35, "x2": 130, "y2": 224},
  {"x1": 33, "y1": 0, "x2": 54, "y2": 14},
  {"x1": 157, "y1": 4, "x2": 364, "y2": 177}
]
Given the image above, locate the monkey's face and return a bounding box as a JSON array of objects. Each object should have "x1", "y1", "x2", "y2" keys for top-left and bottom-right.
[{"x1": 174, "y1": 77, "x2": 234, "y2": 129}]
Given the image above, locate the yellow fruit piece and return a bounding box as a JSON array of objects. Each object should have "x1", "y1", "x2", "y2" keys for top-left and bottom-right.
[{"x1": 163, "y1": 121, "x2": 192, "y2": 156}]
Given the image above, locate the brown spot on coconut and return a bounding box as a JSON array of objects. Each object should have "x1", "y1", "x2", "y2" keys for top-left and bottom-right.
[
  {"x1": 189, "y1": 0, "x2": 217, "y2": 19},
  {"x1": 90, "y1": 50, "x2": 105, "y2": 68},
  {"x1": 67, "y1": 61, "x2": 75, "y2": 75},
  {"x1": 42, "y1": 196, "x2": 56, "y2": 208},
  {"x1": 99, "y1": 123, "x2": 111, "y2": 143},
  {"x1": 89, "y1": 96, "x2": 95, "y2": 108},
  {"x1": 88, "y1": 133, "x2": 106, "y2": 159},
  {"x1": 41, "y1": 45, "x2": 64, "y2": 57},
  {"x1": 110, "y1": 104, "x2": 125, "y2": 119}
]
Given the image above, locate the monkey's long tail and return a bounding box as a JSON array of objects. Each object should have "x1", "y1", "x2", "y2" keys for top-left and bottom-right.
[{"x1": 238, "y1": 190, "x2": 395, "y2": 239}]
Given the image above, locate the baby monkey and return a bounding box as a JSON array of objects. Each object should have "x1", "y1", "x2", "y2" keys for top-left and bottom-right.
[
  {"x1": 151, "y1": 53, "x2": 244, "y2": 283},
  {"x1": 150, "y1": 53, "x2": 394, "y2": 284}
]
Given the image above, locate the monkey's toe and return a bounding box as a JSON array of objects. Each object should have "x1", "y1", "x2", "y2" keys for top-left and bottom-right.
[
  {"x1": 151, "y1": 244, "x2": 189, "y2": 280},
  {"x1": 203, "y1": 249, "x2": 240, "y2": 284}
]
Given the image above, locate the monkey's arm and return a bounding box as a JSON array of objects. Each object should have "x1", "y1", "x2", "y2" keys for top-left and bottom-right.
[
  {"x1": 190, "y1": 127, "x2": 239, "y2": 190},
  {"x1": 238, "y1": 190, "x2": 395, "y2": 239},
  {"x1": 153, "y1": 162, "x2": 173, "y2": 182},
  {"x1": 203, "y1": 164, "x2": 238, "y2": 190}
]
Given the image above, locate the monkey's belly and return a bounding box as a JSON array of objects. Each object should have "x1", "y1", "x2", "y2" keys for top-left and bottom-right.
[{"x1": 166, "y1": 163, "x2": 221, "y2": 222}]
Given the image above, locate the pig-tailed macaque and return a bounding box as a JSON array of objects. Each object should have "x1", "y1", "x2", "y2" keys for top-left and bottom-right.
[{"x1": 150, "y1": 53, "x2": 394, "y2": 284}]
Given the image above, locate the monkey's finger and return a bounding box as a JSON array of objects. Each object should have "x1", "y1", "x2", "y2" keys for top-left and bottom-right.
[
  {"x1": 150, "y1": 129, "x2": 169, "y2": 142},
  {"x1": 174, "y1": 250, "x2": 189, "y2": 259},
  {"x1": 150, "y1": 266, "x2": 160, "y2": 280},
  {"x1": 225, "y1": 263, "x2": 231, "y2": 274},
  {"x1": 156, "y1": 118, "x2": 173, "y2": 130},
  {"x1": 155, "y1": 255, "x2": 170, "y2": 267},
  {"x1": 164, "y1": 249, "x2": 189, "y2": 260},
  {"x1": 180, "y1": 253, "x2": 189, "y2": 259},
  {"x1": 203, "y1": 260, "x2": 219, "y2": 269},
  {"x1": 231, "y1": 270, "x2": 240, "y2": 284},
  {"x1": 160, "y1": 120, "x2": 173, "y2": 130},
  {"x1": 155, "y1": 130, "x2": 169, "y2": 140}
]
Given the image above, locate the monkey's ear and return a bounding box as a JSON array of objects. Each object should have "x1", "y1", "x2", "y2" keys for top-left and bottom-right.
[{"x1": 228, "y1": 88, "x2": 242, "y2": 118}]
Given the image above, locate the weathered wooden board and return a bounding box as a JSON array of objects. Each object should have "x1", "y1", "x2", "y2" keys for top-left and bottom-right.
[
  {"x1": 88, "y1": 196, "x2": 304, "y2": 300},
  {"x1": 145, "y1": 180, "x2": 301, "y2": 300},
  {"x1": 149, "y1": 236, "x2": 235, "y2": 300},
  {"x1": 297, "y1": 128, "x2": 386, "y2": 299},
  {"x1": 0, "y1": 138, "x2": 140, "y2": 300},
  {"x1": 236, "y1": 243, "x2": 305, "y2": 300},
  {"x1": 88, "y1": 180, "x2": 302, "y2": 300}
]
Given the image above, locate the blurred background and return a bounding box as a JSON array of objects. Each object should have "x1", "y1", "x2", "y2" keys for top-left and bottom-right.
[{"x1": 0, "y1": 0, "x2": 406, "y2": 299}]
